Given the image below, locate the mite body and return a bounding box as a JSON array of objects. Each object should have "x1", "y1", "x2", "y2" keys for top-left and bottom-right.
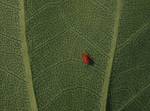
[{"x1": 82, "y1": 53, "x2": 91, "y2": 65}]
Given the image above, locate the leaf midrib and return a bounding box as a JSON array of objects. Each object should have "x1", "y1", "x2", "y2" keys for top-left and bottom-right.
[
  {"x1": 100, "y1": 0, "x2": 123, "y2": 111},
  {"x1": 19, "y1": 0, "x2": 38, "y2": 111}
]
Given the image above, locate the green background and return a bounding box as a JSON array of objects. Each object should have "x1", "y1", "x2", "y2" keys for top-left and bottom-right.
[{"x1": 0, "y1": 0, "x2": 150, "y2": 111}]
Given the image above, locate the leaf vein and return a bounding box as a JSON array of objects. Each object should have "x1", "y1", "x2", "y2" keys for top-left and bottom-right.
[
  {"x1": 0, "y1": 67, "x2": 27, "y2": 82},
  {"x1": 118, "y1": 22, "x2": 150, "y2": 50},
  {"x1": 26, "y1": 0, "x2": 69, "y2": 22},
  {"x1": 0, "y1": 1, "x2": 20, "y2": 10},
  {"x1": 42, "y1": 86, "x2": 101, "y2": 109},
  {"x1": 118, "y1": 81, "x2": 150, "y2": 111},
  {"x1": 89, "y1": 0, "x2": 110, "y2": 12},
  {"x1": 0, "y1": 32, "x2": 21, "y2": 42},
  {"x1": 70, "y1": 27, "x2": 110, "y2": 58},
  {"x1": 32, "y1": 29, "x2": 68, "y2": 55}
]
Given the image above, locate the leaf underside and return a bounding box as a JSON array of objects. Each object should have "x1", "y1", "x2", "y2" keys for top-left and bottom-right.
[{"x1": 0, "y1": 0, "x2": 150, "y2": 111}]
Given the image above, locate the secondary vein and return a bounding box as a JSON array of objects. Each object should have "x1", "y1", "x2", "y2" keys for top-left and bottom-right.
[
  {"x1": 100, "y1": 0, "x2": 123, "y2": 111},
  {"x1": 19, "y1": 0, "x2": 38, "y2": 111}
]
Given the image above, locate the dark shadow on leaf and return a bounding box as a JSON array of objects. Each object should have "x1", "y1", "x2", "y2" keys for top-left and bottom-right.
[
  {"x1": 106, "y1": 91, "x2": 112, "y2": 111},
  {"x1": 89, "y1": 58, "x2": 95, "y2": 66}
]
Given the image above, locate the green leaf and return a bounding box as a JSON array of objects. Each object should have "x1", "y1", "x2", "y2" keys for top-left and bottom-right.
[{"x1": 0, "y1": 0, "x2": 150, "y2": 111}]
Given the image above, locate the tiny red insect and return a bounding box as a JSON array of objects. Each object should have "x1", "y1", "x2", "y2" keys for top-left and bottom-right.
[{"x1": 82, "y1": 53, "x2": 91, "y2": 65}]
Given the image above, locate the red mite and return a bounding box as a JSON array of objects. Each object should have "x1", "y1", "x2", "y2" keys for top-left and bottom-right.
[{"x1": 82, "y1": 53, "x2": 91, "y2": 65}]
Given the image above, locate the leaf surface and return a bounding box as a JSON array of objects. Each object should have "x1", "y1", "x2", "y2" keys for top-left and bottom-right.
[{"x1": 0, "y1": 0, "x2": 150, "y2": 111}]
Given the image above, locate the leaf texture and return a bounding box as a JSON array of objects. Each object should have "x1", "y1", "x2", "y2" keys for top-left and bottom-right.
[
  {"x1": 0, "y1": 0, "x2": 150, "y2": 111},
  {"x1": 0, "y1": 0, "x2": 37, "y2": 110},
  {"x1": 108, "y1": 0, "x2": 150, "y2": 111}
]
